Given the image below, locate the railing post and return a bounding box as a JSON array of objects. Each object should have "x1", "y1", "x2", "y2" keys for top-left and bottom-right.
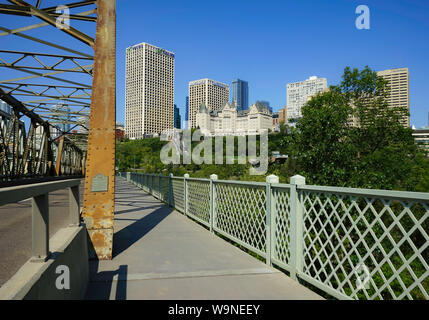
[
  {"x1": 290, "y1": 175, "x2": 306, "y2": 280},
  {"x1": 169, "y1": 173, "x2": 173, "y2": 207},
  {"x1": 184, "y1": 174, "x2": 189, "y2": 216},
  {"x1": 209, "y1": 174, "x2": 218, "y2": 233},
  {"x1": 266, "y1": 175, "x2": 279, "y2": 266},
  {"x1": 31, "y1": 193, "x2": 49, "y2": 262},
  {"x1": 69, "y1": 184, "x2": 80, "y2": 226}
]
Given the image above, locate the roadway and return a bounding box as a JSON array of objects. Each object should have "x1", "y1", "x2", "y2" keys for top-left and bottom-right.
[{"x1": 0, "y1": 180, "x2": 84, "y2": 287}]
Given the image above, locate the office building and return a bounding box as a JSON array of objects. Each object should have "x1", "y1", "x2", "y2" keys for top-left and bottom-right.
[
  {"x1": 188, "y1": 78, "x2": 229, "y2": 129},
  {"x1": 412, "y1": 126, "x2": 429, "y2": 153},
  {"x1": 278, "y1": 106, "x2": 287, "y2": 123},
  {"x1": 231, "y1": 79, "x2": 249, "y2": 111},
  {"x1": 174, "y1": 104, "x2": 181, "y2": 129},
  {"x1": 51, "y1": 104, "x2": 71, "y2": 133},
  {"x1": 377, "y1": 68, "x2": 410, "y2": 127},
  {"x1": 272, "y1": 112, "x2": 279, "y2": 131},
  {"x1": 287, "y1": 76, "x2": 327, "y2": 122},
  {"x1": 125, "y1": 42, "x2": 175, "y2": 139},
  {"x1": 115, "y1": 123, "x2": 125, "y2": 141}
]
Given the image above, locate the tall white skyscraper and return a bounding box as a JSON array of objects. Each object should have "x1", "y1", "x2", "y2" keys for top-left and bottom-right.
[
  {"x1": 188, "y1": 78, "x2": 229, "y2": 129},
  {"x1": 377, "y1": 68, "x2": 410, "y2": 127},
  {"x1": 287, "y1": 76, "x2": 327, "y2": 122},
  {"x1": 125, "y1": 42, "x2": 175, "y2": 138}
]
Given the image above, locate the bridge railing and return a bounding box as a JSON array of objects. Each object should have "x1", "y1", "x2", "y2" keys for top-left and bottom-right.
[
  {"x1": 119, "y1": 172, "x2": 429, "y2": 300},
  {"x1": 0, "y1": 179, "x2": 81, "y2": 262}
]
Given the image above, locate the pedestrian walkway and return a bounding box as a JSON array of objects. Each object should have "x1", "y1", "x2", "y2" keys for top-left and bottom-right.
[{"x1": 85, "y1": 178, "x2": 323, "y2": 300}]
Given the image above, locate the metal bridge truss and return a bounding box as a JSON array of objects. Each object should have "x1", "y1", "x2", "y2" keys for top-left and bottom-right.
[{"x1": 0, "y1": 0, "x2": 97, "y2": 181}]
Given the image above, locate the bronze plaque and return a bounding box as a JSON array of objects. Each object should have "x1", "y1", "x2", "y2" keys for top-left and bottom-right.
[{"x1": 91, "y1": 174, "x2": 108, "y2": 192}]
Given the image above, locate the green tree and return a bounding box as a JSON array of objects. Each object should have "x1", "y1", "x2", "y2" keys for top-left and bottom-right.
[{"x1": 292, "y1": 66, "x2": 426, "y2": 190}]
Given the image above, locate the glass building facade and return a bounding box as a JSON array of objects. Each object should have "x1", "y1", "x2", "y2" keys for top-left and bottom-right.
[
  {"x1": 231, "y1": 79, "x2": 249, "y2": 111},
  {"x1": 174, "y1": 104, "x2": 181, "y2": 129}
]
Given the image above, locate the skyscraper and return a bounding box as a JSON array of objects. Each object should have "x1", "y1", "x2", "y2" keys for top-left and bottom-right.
[
  {"x1": 231, "y1": 79, "x2": 249, "y2": 111},
  {"x1": 125, "y1": 42, "x2": 175, "y2": 138},
  {"x1": 51, "y1": 104, "x2": 71, "y2": 134},
  {"x1": 287, "y1": 76, "x2": 327, "y2": 122},
  {"x1": 174, "y1": 104, "x2": 181, "y2": 129},
  {"x1": 377, "y1": 68, "x2": 410, "y2": 127},
  {"x1": 188, "y1": 78, "x2": 229, "y2": 129},
  {"x1": 278, "y1": 106, "x2": 287, "y2": 123}
]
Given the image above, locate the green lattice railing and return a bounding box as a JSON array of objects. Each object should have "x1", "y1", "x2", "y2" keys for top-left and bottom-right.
[{"x1": 119, "y1": 172, "x2": 429, "y2": 300}]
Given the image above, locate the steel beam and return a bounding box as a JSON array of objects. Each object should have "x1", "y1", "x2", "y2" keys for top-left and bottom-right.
[
  {"x1": 82, "y1": 0, "x2": 116, "y2": 260},
  {"x1": 7, "y1": 0, "x2": 95, "y2": 47},
  {"x1": 0, "y1": 26, "x2": 93, "y2": 58}
]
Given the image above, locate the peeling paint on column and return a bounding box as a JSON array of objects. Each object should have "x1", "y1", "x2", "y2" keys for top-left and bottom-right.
[{"x1": 82, "y1": 0, "x2": 116, "y2": 260}]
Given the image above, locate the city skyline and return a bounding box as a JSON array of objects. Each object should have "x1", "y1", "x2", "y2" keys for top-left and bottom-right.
[{"x1": 1, "y1": 1, "x2": 427, "y2": 128}]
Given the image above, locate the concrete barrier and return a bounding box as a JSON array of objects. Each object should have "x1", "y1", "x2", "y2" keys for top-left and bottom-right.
[{"x1": 0, "y1": 225, "x2": 89, "y2": 300}]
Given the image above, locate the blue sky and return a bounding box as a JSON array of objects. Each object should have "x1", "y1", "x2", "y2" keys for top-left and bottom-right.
[
  {"x1": 115, "y1": 0, "x2": 429, "y2": 128},
  {"x1": 1, "y1": 0, "x2": 429, "y2": 128}
]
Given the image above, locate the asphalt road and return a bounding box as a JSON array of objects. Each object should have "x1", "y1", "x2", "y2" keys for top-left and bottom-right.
[{"x1": 0, "y1": 180, "x2": 84, "y2": 287}]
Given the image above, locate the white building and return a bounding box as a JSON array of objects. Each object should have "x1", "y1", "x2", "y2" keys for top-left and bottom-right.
[
  {"x1": 196, "y1": 101, "x2": 272, "y2": 136},
  {"x1": 188, "y1": 78, "x2": 229, "y2": 129},
  {"x1": 125, "y1": 42, "x2": 175, "y2": 138},
  {"x1": 287, "y1": 76, "x2": 327, "y2": 122},
  {"x1": 377, "y1": 68, "x2": 410, "y2": 127}
]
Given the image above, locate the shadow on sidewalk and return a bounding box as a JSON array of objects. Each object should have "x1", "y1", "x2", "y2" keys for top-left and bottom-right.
[{"x1": 112, "y1": 204, "x2": 173, "y2": 258}]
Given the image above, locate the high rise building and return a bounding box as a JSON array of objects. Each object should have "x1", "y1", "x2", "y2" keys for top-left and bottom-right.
[
  {"x1": 377, "y1": 68, "x2": 410, "y2": 127},
  {"x1": 51, "y1": 104, "x2": 71, "y2": 133},
  {"x1": 231, "y1": 79, "x2": 249, "y2": 111},
  {"x1": 287, "y1": 76, "x2": 327, "y2": 122},
  {"x1": 125, "y1": 42, "x2": 175, "y2": 138},
  {"x1": 174, "y1": 104, "x2": 181, "y2": 129},
  {"x1": 188, "y1": 78, "x2": 229, "y2": 129},
  {"x1": 278, "y1": 106, "x2": 287, "y2": 123}
]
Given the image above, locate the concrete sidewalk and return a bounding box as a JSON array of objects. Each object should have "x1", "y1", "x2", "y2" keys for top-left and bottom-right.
[{"x1": 85, "y1": 178, "x2": 323, "y2": 300}]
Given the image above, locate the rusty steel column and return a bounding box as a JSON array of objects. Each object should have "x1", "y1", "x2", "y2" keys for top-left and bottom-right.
[{"x1": 82, "y1": 0, "x2": 116, "y2": 260}]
